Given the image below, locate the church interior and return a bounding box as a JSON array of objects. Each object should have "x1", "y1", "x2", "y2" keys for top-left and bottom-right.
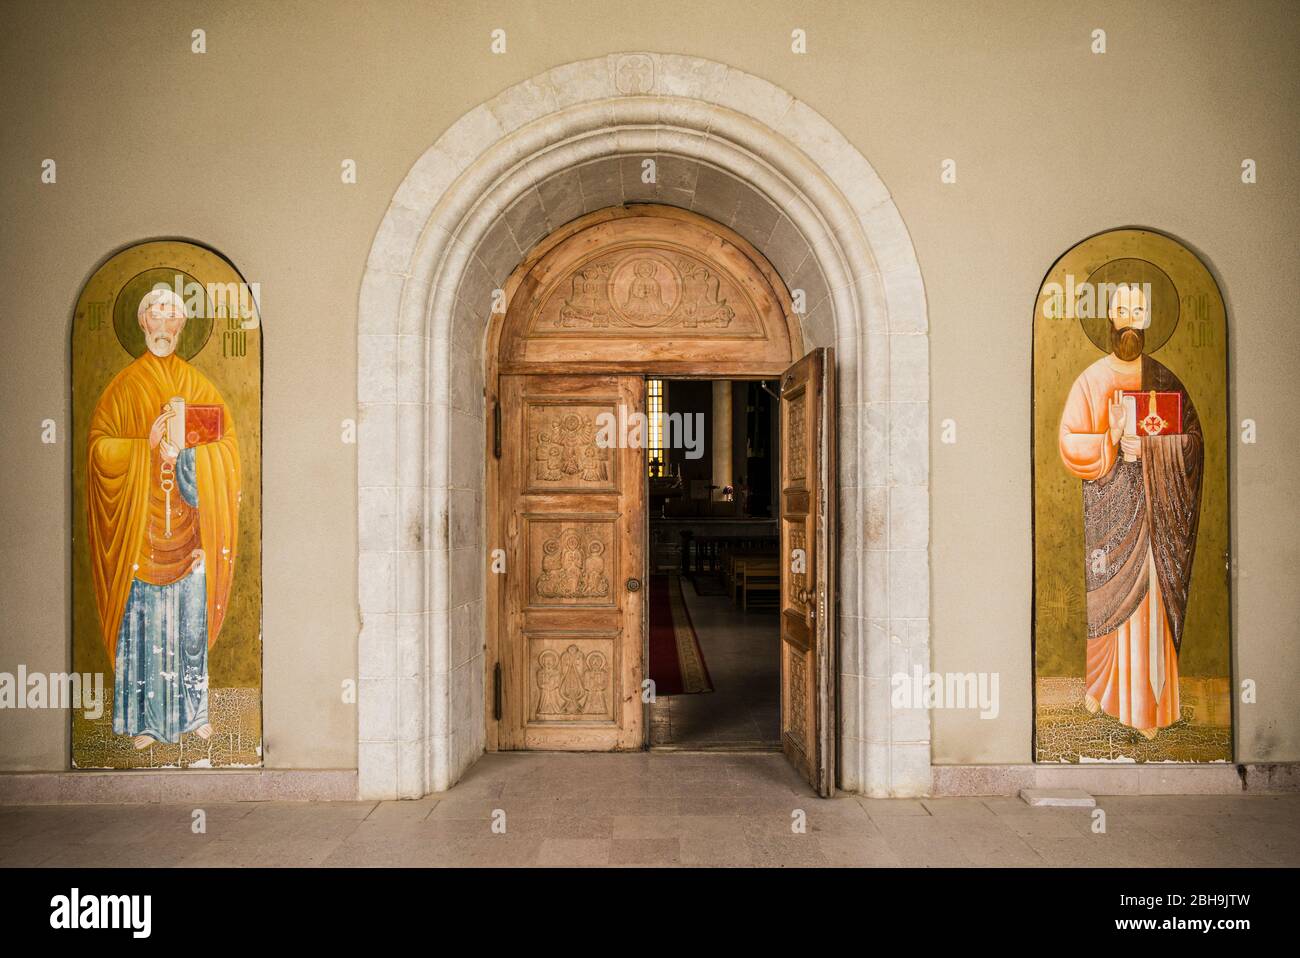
[{"x1": 647, "y1": 379, "x2": 782, "y2": 750}]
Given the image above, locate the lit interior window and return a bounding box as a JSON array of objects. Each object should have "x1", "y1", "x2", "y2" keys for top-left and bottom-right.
[{"x1": 647, "y1": 379, "x2": 664, "y2": 476}]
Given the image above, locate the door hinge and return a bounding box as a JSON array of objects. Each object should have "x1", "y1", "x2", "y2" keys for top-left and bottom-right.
[
  {"x1": 493, "y1": 399, "x2": 502, "y2": 459},
  {"x1": 493, "y1": 662, "x2": 503, "y2": 721}
]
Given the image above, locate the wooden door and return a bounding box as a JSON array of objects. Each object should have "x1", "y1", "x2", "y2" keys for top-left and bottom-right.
[
  {"x1": 779, "y1": 348, "x2": 837, "y2": 795},
  {"x1": 497, "y1": 373, "x2": 646, "y2": 750}
]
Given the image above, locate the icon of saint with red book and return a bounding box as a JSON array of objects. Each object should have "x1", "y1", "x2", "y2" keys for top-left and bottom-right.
[
  {"x1": 86, "y1": 287, "x2": 241, "y2": 749},
  {"x1": 1058, "y1": 283, "x2": 1203, "y2": 738}
]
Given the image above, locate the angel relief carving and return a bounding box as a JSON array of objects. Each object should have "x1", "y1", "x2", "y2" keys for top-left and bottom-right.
[
  {"x1": 536, "y1": 527, "x2": 610, "y2": 600},
  {"x1": 677, "y1": 259, "x2": 734, "y2": 328},
  {"x1": 536, "y1": 644, "x2": 610, "y2": 716},
  {"x1": 534, "y1": 411, "x2": 610, "y2": 485},
  {"x1": 559, "y1": 264, "x2": 612, "y2": 328}
]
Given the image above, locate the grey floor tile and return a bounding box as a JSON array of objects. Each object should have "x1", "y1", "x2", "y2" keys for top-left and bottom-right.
[
  {"x1": 680, "y1": 836, "x2": 753, "y2": 866},
  {"x1": 747, "y1": 835, "x2": 828, "y2": 867},
  {"x1": 816, "y1": 834, "x2": 903, "y2": 867},
  {"x1": 537, "y1": 838, "x2": 611, "y2": 866},
  {"x1": 3, "y1": 755, "x2": 1296, "y2": 868},
  {"x1": 858, "y1": 798, "x2": 931, "y2": 818},
  {"x1": 609, "y1": 838, "x2": 681, "y2": 865}
]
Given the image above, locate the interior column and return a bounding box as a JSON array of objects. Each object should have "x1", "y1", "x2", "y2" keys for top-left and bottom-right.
[{"x1": 712, "y1": 380, "x2": 732, "y2": 501}]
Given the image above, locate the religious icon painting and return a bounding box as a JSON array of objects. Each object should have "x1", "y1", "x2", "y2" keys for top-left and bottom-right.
[
  {"x1": 1032, "y1": 229, "x2": 1230, "y2": 763},
  {"x1": 72, "y1": 241, "x2": 262, "y2": 768}
]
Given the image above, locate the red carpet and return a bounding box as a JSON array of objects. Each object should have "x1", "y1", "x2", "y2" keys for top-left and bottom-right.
[{"x1": 648, "y1": 574, "x2": 714, "y2": 696}]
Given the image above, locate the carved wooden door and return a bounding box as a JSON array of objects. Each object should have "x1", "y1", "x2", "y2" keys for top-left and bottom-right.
[
  {"x1": 498, "y1": 373, "x2": 646, "y2": 750},
  {"x1": 779, "y1": 348, "x2": 836, "y2": 795}
]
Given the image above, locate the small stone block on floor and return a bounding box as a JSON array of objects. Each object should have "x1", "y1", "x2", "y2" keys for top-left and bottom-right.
[{"x1": 1019, "y1": 788, "x2": 1096, "y2": 808}]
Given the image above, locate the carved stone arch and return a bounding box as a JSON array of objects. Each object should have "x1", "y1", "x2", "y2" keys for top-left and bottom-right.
[
  {"x1": 492, "y1": 205, "x2": 803, "y2": 374},
  {"x1": 357, "y1": 52, "x2": 931, "y2": 801}
]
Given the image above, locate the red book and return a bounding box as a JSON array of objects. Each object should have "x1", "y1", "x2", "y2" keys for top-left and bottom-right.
[
  {"x1": 1121, "y1": 390, "x2": 1182, "y2": 436},
  {"x1": 184, "y1": 405, "x2": 224, "y2": 446}
]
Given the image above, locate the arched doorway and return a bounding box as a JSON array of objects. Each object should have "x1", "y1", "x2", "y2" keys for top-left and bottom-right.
[
  {"x1": 356, "y1": 52, "x2": 931, "y2": 800},
  {"x1": 485, "y1": 206, "x2": 836, "y2": 793}
]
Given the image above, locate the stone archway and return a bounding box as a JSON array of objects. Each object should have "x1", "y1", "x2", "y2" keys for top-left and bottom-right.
[{"x1": 357, "y1": 53, "x2": 930, "y2": 800}]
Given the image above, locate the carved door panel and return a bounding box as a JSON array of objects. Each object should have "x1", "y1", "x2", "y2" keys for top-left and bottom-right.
[
  {"x1": 498, "y1": 374, "x2": 646, "y2": 750},
  {"x1": 779, "y1": 348, "x2": 836, "y2": 796}
]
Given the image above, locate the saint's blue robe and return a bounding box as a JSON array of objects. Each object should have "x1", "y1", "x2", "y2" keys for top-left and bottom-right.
[{"x1": 112, "y1": 448, "x2": 209, "y2": 741}]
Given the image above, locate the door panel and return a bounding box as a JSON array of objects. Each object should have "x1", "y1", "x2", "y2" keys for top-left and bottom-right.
[
  {"x1": 779, "y1": 348, "x2": 836, "y2": 795},
  {"x1": 498, "y1": 374, "x2": 645, "y2": 750}
]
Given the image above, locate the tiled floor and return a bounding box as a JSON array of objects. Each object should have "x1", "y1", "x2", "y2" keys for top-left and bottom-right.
[
  {"x1": 2, "y1": 753, "x2": 1297, "y2": 867},
  {"x1": 649, "y1": 577, "x2": 781, "y2": 748}
]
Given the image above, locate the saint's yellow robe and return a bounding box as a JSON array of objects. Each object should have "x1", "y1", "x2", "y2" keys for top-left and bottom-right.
[{"x1": 87, "y1": 352, "x2": 240, "y2": 658}]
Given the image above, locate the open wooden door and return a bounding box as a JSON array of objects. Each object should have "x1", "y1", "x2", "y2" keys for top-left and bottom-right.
[
  {"x1": 497, "y1": 373, "x2": 646, "y2": 750},
  {"x1": 779, "y1": 348, "x2": 836, "y2": 796}
]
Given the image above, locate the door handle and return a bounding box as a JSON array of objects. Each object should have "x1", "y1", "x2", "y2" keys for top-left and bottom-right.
[{"x1": 626, "y1": 577, "x2": 642, "y2": 592}]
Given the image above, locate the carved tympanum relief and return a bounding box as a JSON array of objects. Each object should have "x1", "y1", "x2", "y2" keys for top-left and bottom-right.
[
  {"x1": 536, "y1": 248, "x2": 750, "y2": 337},
  {"x1": 499, "y1": 210, "x2": 800, "y2": 378}
]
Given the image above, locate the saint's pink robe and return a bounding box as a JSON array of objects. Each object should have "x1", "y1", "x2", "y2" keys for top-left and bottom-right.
[{"x1": 1058, "y1": 356, "x2": 1180, "y2": 732}]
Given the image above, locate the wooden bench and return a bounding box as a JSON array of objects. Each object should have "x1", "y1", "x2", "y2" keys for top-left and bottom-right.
[
  {"x1": 734, "y1": 556, "x2": 780, "y2": 610},
  {"x1": 726, "y1": 550, "x2": 771, "y2": 601}
]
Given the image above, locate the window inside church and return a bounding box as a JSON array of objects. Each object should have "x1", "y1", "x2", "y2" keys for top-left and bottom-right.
[{"x1": 647, "y1": 378, "x2": 664, "y2": 477}]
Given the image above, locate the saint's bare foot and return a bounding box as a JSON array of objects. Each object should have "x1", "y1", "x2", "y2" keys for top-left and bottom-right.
[
  {"x1": 132, "y1": 735, "x2": 155, "y2": 750},
  {"x1": 195, "y1": 723, "x2": 213, "y2": 740}
]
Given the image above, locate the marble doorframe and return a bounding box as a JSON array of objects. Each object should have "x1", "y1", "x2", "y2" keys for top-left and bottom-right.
[{"x1": 356, "y1": 53, "x2": 930, "y2": 799}]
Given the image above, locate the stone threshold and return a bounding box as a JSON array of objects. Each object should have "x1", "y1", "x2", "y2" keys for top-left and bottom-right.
[
  {"x1": 0, "y1": 769, "x2": 358, "y2": 805},
  {"x1": 932, "y1": 763, "x2": 1300, "y2": 796}
]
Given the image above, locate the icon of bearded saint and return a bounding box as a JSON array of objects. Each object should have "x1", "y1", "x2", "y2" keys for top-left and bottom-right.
[
  {"x1": 1057, "y1": 283, "x2": 1203, "y2": 739},
  {"x1": 86, "y1": 287, "x2": 241, "y2": 750}
]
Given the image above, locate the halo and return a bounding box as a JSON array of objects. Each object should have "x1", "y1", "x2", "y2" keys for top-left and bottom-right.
[
  {"x1": 112, "y1": 268, "x2": 213, "y2": 359},
  {"x1": 1078, "y1": 257, "x2": 1180, "y2": 354}
]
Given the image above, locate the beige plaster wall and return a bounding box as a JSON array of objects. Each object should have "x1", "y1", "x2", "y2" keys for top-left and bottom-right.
[{"x1": 1, "y1": 0, "x2": 1295, "y2": 771}]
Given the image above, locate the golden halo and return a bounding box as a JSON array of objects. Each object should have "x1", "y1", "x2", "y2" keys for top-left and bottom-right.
[
  {"x1": 1078, "y1": 257, "x2": 1180, "y2": 354},
  {"x1": 112, "y1": 268, "x2": 214, "y2": 359}
]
